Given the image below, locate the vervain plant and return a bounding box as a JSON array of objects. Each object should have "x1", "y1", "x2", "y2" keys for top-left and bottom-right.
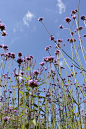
[{"x1": 0, "y1": 0, "x2": 86, "y2": 129}]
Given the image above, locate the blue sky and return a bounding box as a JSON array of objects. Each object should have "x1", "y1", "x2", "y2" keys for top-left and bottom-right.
[{"x1": 0, "y1": 0, "x2": 86, "y2": 126}]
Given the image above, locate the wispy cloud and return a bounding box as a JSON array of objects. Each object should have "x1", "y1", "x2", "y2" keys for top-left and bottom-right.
[
  {"x1": 23, "y1": 10, "x2": 35, "y2": 27},
  {"x1": 56, "y1": 0, "x2": 66, "y2": 14},
  {"x1": 13, "y1": 28, "x2": 16, "y2": 33}
]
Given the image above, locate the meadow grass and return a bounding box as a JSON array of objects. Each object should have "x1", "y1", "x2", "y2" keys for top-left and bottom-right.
[{"x1": 0, "y1": 1, "x2": 86, "y2": 129}]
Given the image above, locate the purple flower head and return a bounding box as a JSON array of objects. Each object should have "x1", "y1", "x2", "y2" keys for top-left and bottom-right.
[
  {"x1": 21, "y1": 71, "x2": 24, "y2": 75},
  {"x1": 48, "y1": 56, "x2": 54, "y2": 62},
  {"x1": 57, "y1": 39, "x2": 63, "y2": 43},
  {"x1": 18, "y1": 52, "x2": 22, "y2": 57},
  {"x1": 38, "y1": 17, "x2": 43, "y2": 21},
  {"x1": 64, "y1": 17, "x2": 71, "y2": 23},
  {"x1": 45, "y1": 46, "x2": 49, "y2": 51},
  {"x1": 0, "y1": 45, "x2": 3, "y2": 48},
  {"x1": 76, "y1": 26, "x2": 83, "y2": 31},
  {"x1": 83, "y1": 34, "x2": 86, "y2": 37},
  {"x1": 72, "y1": 16, "x2": 76, "y2": 20},
  {"x1": 71, "y1": 10, "x2": 76, "y2": 14},
  {"x1": 55, "y1": 49, "x2": 60, "y2": 55},
  {"x1": 81, "y1": 15, "x2": 86, "y2": 21},
  {"x1": 49, "y1": 35, "x2": 54, "y2": 41},
  {"x1": 0, "y1": 24, "x2": 5, "y2": 31},
  {"x1": 39, "y1": 62, "x2": 45, "y2": 66},
  {"x1": 71, "y1": 32, "x2": 74, "y2": 35},
  {"x1": 43, "y1": 57, "x2": 49, "y2": 62},
  {"x1": 3, "y1": 45, "x2": 8, "y2": 50},
  {"x1": 30, "y1": 55, "x2": 33, "y2": 59},
  {"x1": 3, "y1": 116, "x2": 9, "y2": 122},
  {"x1": 11, "y1": 53, "x2": 15, "y2": 59},
  {"x1": 29, "y1": 79, "x2": 38, "y2": 88},
  {"x1": 17, "y1": 57, "x2": 23, "y2": 64},
  {"x1": 59, "y1": 25, "x2": 64, "y2": 29},
  {"x1": 34, "y1": 70, "x2": 39, "y2": 75},
  {"x1": 26, "y1": 56, "x2": 31, "y2": 61},
  {"x1": 1, "y1": 32, "x2": 8, "y2": 36},
  {"x1": 75, "y1": 9, "x2": 78, "y2": 13}
]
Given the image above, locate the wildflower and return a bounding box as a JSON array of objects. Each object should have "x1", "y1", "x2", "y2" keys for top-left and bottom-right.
[
  {"x1": 18, "y1": 52, "x2": 22, "y2": 57},
  {"x1": 45, "y1": 46, "x2": 49, "y2": 51},
  {"x1": 55, "y1": 49, "x2": 60, "y2": 55},
  {"x1": 67, "y1": 38, "x2": 70, "y2": 41},
  {"x1": 76, "y1": 26, "x2": 83, "y2": 31},
  {"x1": 64, "y1": 17, "x2": 71, "y2": 23},
  {"x1": 39, "y1": 62, "x2": 45, "y2": 66},
  {"x1": 63, "y1": 44, "x2": 65, "y2": 46},
  {"x1": 72, "y1": 16, "x2": 76, "y2": 20},
  {"x1": 0, "y1": 24, "x2": 5, "y2": 31},
  {"x1": 71, "y1": 32, "x2": 74, "y2": 35},
  {"x1": 48, "y1": 56, "x2": 54, "y2": 62},
  {"x1": 29, "y1": 79, "x2": 38, "y2": 88},
  {"x1": 34, "y1": 70, "x2": 39, "y2": 75},
  {"x1": 0, "y1": 45, "x2": 3, "y2": 48},
  {"x1": 81, "y1": 15, "x2": 86, "y2": 21},
  {"x1": 57, "y1": 39, "x2": 63, "y2": 42},
  {"x1": 26, "y1": 56, "x2": 31, "y2": 61},
  {"x1": 75, "y1": 9, "x2": 78, "y2": 13},
  {"x1": 59, "y1": 25, "x2": 64, "y2": 29},
  {"x1": 3, "y1": 45, "x2": 8, "y2": 50},
  {"x1": 50, "y1": 35, "x2": 54, "y2": 41},
  {"x1": 21, "y1": 71, "x2": 24, "y2": 75},
  {"x1": 38, "y1": 17, "x2": 43, "y2": 21},
  {"x1": 17, "y1": 57, "x2": 23, "y2": 64},
  {"x1": 3, "y1": 116, "x2": 9, "y2": 122},
  {"x1": 11, "y1": 53, "x2": 15, "y2": 59},
  {"x1": 29, "y1": 55, "x2": 33, "y2": 59},
  {"x1": 83, "y1": 34, "x2": 86, "y2": 37},
  {"x1": 43, "y1": 57, "x2": 49, "y2": 62},
  {"x1": 71, "y1": 10, "x2": 76, "y2": 14},
  {"x1": 1, "y1": 32, "x2": 7, "y2": 36}
]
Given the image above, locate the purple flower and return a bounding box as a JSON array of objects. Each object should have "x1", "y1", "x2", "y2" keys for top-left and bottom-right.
[
  {"x1": 71, "y1": 10, "x2": 76, "y2": 14},
  {"x1": 59, "y1": 25, "x2": 64, "y2": 29},
  {"x1": 11, "y1": 53, "x2": 15, "y2": 59},
  {"x1": 81, "y1": 15, "x2": 86, "y2": 21},
  {"x1": 83, "y1": 34, "x2": 86, "y2": 37},
  {"x1": 17, "y1": 57, "x2": 23, "y2": 64},
  {"x1": 39, "y1": 62, "x2": 45, "y2": 66},
  {"x1": 18, "y1": 52, "x2": 22, "y2": 57},
  {"x1": 0, "y1": 24, "x2": 5, "y2": 31},
  {"x1": 64, "y1": 17, "x2": 71, "y2": 23},
  {"x1": 29, "y1": 79, "x2": 38, "y2": 88},
  {"x1": 38, "y1": 17, "x2": 43, "y2": 21},
  {"x1": 49, "y1": 35, "x2": 54, "y2": 41},
  {"x1": 45, "y1": 46, "x2": 49, "y2": 51},
  {"x1": 3, "y1": 45, "x2": 8, "y2": 50},
  {"x1": 57, "y1": 39, "x2": 63, "y2": 43},
  {"x1": 3, "y1": 116, "x2": 9, "y2": 122},
  {"x1": 71, "y1": 32, "x2": 74, "y2": 35},
  {"x1": 1, "y1": 32, "x2": 7, "y2": 36},
  {"x1": 76, "y1": 26, "x2": 83, "y2": 31},
  {"x1": 34, "y1": 70, "x2": 39, "y2": 75},
  {"x1": 72, "y1": 16, "x2": 76, "y2": 20}
]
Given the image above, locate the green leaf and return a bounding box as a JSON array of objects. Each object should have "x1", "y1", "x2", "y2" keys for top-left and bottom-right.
[
  {"x1": 26, "y1": 66, "x2": 30, "y2": 72},
  {"x1": 19, "y1": 91, "x2": 24, "y2": 95},
  {"x1": 32, "y1": 118, "x2": 36, "y2": 126}
]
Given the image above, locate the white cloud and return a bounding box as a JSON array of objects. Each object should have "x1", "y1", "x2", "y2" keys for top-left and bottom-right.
[
  {"x1": 13, "y1": 28, "x2": 16, "y2": 33},
  {"x1": 56, "y1": 0, "x2": 66, "y2": 14},
  {"x1": 23, "y1": 10, "x2": 35, "y2": 27}
]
